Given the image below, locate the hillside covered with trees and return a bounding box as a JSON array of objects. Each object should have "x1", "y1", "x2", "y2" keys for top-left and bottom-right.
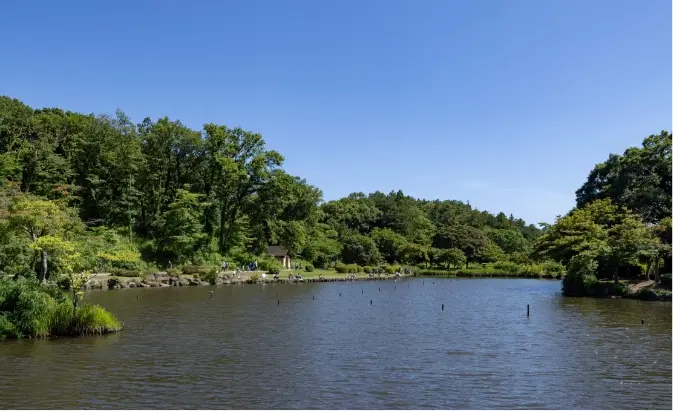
[
  {"x1": 0, "y1": 97, "x2": 670, "y2": 300},
  {"x1": 1, "y1": 97, "x2": 544, "y2": 281}
]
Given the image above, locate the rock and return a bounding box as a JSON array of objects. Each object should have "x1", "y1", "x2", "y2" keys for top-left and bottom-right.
[
  {"x1": 159, "y1": 283, "x2": 170, "y2": 287},
  {"x1": 119, "y1": 280, "x2": 130, "y2": 289},
  {"x1": 200, "y1": 281, "x2": 211, "y2": 286},
  {"x1": 215, "y1": 278, "x2": 224, "y2": 285},
  {"x1": 188, "y1": 278, "x2": 200, "y2": 286},
  {"x1": 147, "y1": 281, "x2": 160, "y2": 288},
  {"x1": 87, "y1": 279, "x2": 102, "y2": 289},
  {"x1": 179, "y1": 279, "x2": 190, "y2": 287},
  {"x1": 137, "y1": 282, "x2": 149, "y2": 288},
  {"x1": 128, "y1": 281, "x2": 136, "y2": 288}
]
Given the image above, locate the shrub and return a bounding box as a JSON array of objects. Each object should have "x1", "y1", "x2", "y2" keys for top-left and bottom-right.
[
  {"x1": 335, "y1": 263, "x2": 348, "y2": 273},
  {"x1": 563, "y1": 253, "x2": 599, "y2": 296},
  {"x1": 493, "y1": 261, "x2": 519, "y2": 274},
  {"x1": 109, "y1": 268, "x2": 141, "y2": 277},
  {"x1": 363, "y1": 265, "x2": 372, "y2": 273},
  {"x1": 258, "y1": 259, "x2": 279, "y2": 272},
  {"x1": 520, "y1": 264, "x2": 544, "y2": 277},
  {"x1": 249, "y1": 273, "x2": 260, "y2": 283},
  {"x1": 165, "y1": 268, "x2": 180, "y2": 277},
  {"x1": 346, "y1": 264, "x2": 361, "y2": 273},
  {"x1": 0, "y1": 277, "x2": 122, "y2": 339},
  {"x1": 181, "y1": 265, "x2": 211, "y2": 275},
  {"x1": 418, "y1": 269, "x2": 456, "y2": 277},
  {"x1": 107, "y1": 277, "x2": 123, "y2": 289},
  {"x1": 304, "y1": 264, "x2": 314, "y2": 272},
  {"x1": 200, "y1": 268, "x2": 218, "y2": 285},
  {"x1": 384, "y1": 265, "x2": 396, "y2": 274},
  {"x1": 542, "y1": 261, "x2": 566, "y2": 277},
  {"x1": 266, "y1": 261, "x2": 281, "y2": 275},
  {"x1": 56, "y1": 275, "x2": 72, "y2": 290}
]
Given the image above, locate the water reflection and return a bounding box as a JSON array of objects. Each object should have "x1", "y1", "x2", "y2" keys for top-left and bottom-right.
[{"x1": 0, "y1": 278, "x2": 670, "y2": 409}]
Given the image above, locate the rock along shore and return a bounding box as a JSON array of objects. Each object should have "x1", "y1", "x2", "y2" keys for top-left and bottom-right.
[{"x1": 82, "y1": 272, "x2": 410, "y2": 291}]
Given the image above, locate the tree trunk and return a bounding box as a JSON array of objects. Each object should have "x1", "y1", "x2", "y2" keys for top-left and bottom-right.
[
  {"x1": 613, "y1": 267, "x2": 619, "y2": 285},
  {"x1": 645, "y1": 260, "x2": 652, "y2": 281},
  {"x1": 654, "y1": 261, "x2": 661, "y2": 284},
  {"x1": 39, "y1": 249, "x2": 48, "y2": 283}
]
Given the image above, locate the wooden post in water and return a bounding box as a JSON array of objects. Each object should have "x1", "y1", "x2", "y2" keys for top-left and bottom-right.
[
  {"x1": 313, "y1": 295, "x2": 315, "y2": 300},
  {"x1": 370, "y1": 299, "x2": 372, "y2": 305},
  {"x1": 442, "y1": 304, "x2": 444, "y2": 311},
  {"x1": 339, "y1": 292, "x2": 341, "y2": 297},
  {"x1": 527, "y1": 304, "x2": 530, "y2": 317},
  {"x1": 277, "y1": 299, "x2": 280, "y2": 305}
]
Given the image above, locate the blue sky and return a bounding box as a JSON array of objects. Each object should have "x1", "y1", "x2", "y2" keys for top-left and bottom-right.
[{"x1": 1, "y1": 0, "x2": 670, "y2": 225}]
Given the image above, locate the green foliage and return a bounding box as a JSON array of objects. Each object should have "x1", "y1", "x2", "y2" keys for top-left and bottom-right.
[
  {"x1": 660, "y1": 273, "x2": 672, "y2": 289},
  {"x1": 249, "y1": 273, "x2": 260, "y2": 283},
  {"x1": 542, "y1": 260, "x2": 566, "y2": 276},
  {"x1": 166, "y1": 268, "x2": 180, "y2": 277},
  {"x1": 341, "y1": 233, "x2": 381, "y2": 266},
  {"x1": 71, "y1": 304, "x2": 122, "y2": 335},
  {"x1": 562, "y1": 253, "x2": 599, "y2": 296},
  {"x1": 304, "y1": 264, "x2": 314, "y2": 272},
  {"x1": 200, "y1": 268, "x2": 218, "y2": 284},
  {"x1": 575, "y1": 131, "x2": 671, "y2": 224},
  {"x1": 109, "y1": 268, "x2": 141, "y2": 277},
  {"x1": 335, "y1": 262, "x2": 348, "y2": 273},
  {"x1": 363, "y1": 265, "x2": 372, "y2": 273},
  {"x1": 180, "y1": 265, "x2": 212, "y2": 275},
  {"x1": 0, "y1": 277, "x2": 121, "y2": 339},
  {"x1": 265, "y1": 261, "x2": 281, "y2": 275}
]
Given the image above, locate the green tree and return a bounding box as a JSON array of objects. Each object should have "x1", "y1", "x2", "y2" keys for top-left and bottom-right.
[
  {"x1": 341, "y1": 233, "x2": 380, "y2": 266},
  {"x1": 438, "y1": 248, "x2": 466, "y2": 269},
  {"x1": 371, "y1": 227, "x2": 408, "y2": 263}
]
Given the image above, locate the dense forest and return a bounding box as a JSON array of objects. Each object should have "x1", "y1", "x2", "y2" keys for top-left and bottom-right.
[
  {"x1": 0, "y1": 96, "x2": 543, "y2": 281},
  {"x1": 0, "y1": 96, "x2": 670, "y2": 297}
]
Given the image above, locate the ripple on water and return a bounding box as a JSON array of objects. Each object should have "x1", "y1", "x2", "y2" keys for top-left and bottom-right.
[{"x1": 0, "y1": 278, "x2": 670, "y2": 409}]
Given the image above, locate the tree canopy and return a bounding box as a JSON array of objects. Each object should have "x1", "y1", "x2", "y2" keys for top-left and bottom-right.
[{"x1": 8, "y1": 97, "x2": 668, "y2": 286}]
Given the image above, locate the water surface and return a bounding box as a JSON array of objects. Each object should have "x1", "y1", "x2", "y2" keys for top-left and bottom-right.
[{"x1": 1, "y1": 278, "x2": 670, "y2": 409}]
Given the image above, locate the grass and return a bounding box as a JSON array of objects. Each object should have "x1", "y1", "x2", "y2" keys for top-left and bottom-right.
[{"x1": 0, "y1": 277, "x2": 122, "y2": 340}]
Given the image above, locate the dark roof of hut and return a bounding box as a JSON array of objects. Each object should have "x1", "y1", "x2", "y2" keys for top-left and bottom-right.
[{"x1": 267, "y1": 245, "x2": 288, "y2": 257}]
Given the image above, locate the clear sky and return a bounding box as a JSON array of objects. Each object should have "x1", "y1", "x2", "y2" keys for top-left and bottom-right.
[{"x1": 1, "y1": 0, "x2": 670, "y2": 225}]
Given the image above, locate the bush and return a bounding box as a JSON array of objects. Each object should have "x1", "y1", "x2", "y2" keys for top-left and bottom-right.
[
  {"x1": 166, "y1": 268, "x2": 180, "y2": 277},
  {"x1": 542, "y1": 261, "x2": 566, "y2": 277},
  {"x1": 200, "y1": 268, "x2": 218, "y2": 285},
  {"x1": 418, "y1": 269, "x2": 456, "y2": 277},
  {"x1": 249, "y1": 273, "x2": 260, "y2": 283},
  {"x1": 304, "y1": 264, "x2": 314, "y2": 272},
  {"x1": 109, "y1": 268, "x2": 141, "y2": 277},
  {"x1": 266, "y1": 262, "x2": 281, "y2": 275},
  {"x1": 520, "y1": 264, "x2": 544, "y2": 277},
  {"x1": 563, "y1": 253, "x2": 598, "y2": 296},
  {"x1": 181, "y1": 265, "x2": 212, "y2": 275},
  {"x1": 346, "y1": 264, "x2": 362, "y2": 273},
  {"x1": 257, "y1": 258, "x2": 279, "y2": 272},
  {"x1": 335, "y1": 263, "x2": 348, "y2": 273},
  {"x1": 493, "y1": 261, "x2": 519, "y2": 274},
  {"x1": 363, "y1": 265, "x2": 372, "y2": 273},
  {"x1": 384, "y1": 265, "x2": 396, "y2": 274},
  {"x1": 0, "y1": 277, "x2": 122, "y2": 339}
]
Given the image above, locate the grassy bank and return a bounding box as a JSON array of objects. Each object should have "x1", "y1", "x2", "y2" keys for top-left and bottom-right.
[
  {"x1": 0, "y1": 277, "x2": 122, "y2": 340},
  {"x1": 416, "y1": 261, "x2": 565, "y2": 279}
]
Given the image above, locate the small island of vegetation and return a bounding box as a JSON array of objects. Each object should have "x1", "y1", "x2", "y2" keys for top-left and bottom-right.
[{"x1": 0, "y1": 97, "x2": 670, "y2": 339}]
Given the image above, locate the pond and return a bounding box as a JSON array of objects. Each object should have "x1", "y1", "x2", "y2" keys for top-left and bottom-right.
[{"x1": 0, "y1": 278, "x2": 670, "y2": 409}]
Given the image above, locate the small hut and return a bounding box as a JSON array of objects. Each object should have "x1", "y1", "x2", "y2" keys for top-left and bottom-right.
[{"x1": 267, "y1": 245, "x2": 291, "y2": 269}]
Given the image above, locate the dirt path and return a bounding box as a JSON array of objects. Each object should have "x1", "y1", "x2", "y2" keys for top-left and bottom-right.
[{"x1": 627, "y1": 280, "x2": 655, "y2": 293}]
